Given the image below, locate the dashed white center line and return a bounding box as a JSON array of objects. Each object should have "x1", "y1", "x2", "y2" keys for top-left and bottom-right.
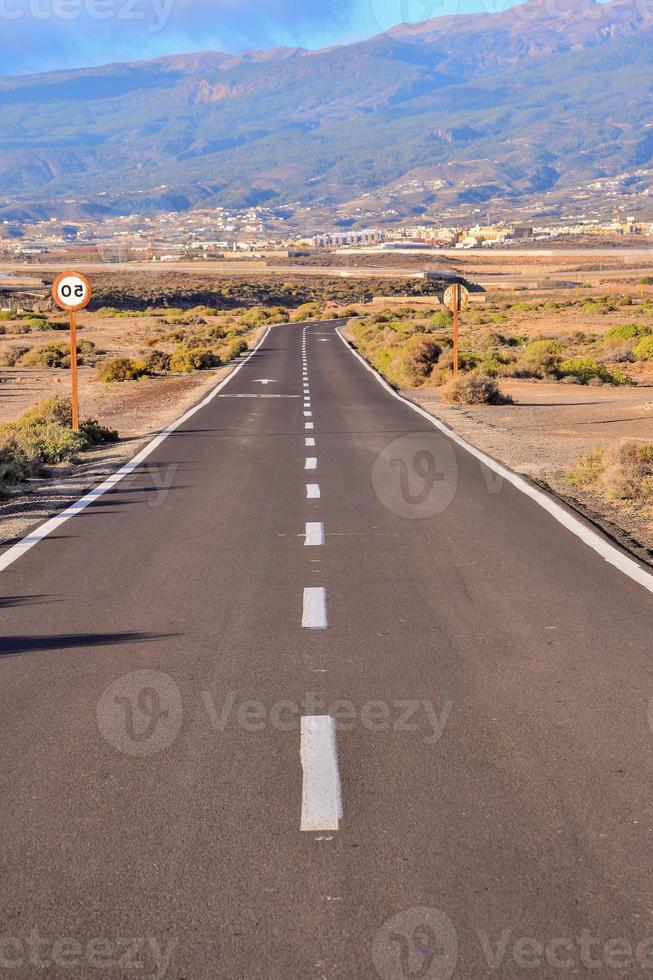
[
  {"x1": 305, "y1": 522, "x2": 325, "y2": 547},
  {"x1": 302, "y1": 586, "x2": 328, "y2": 629},
  {"x1": 300, "y1": 716, "x2": 342, "y2": 832},
  {"x1": 305, "y1": 437, "x2": 315, "y2": 447},
  {"x1": 306, "y1": 483, "x2": 320, "y2": 498},
  {"x1": 304, "y1": 411, "x2": 312, "y2": 418},
  {"x1": 305, "y1": 457, "x2": 317, "y2": 470},
  {"x1": 305, "y1": 422, "x2": 314, "y2": 430}
]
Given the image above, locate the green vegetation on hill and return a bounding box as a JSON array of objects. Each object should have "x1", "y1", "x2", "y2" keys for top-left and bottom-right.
[{"x1": 1, "y1": 2, "x2": 652, "y2": 218}]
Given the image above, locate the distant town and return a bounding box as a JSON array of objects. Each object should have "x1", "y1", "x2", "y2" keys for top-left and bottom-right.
[{"x1": 1, "y1": 205, "x2": 652, "y2": 263}]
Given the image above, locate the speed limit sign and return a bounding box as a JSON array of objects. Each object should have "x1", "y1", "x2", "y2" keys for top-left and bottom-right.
[
  {"x1": 51, "y1": 270, "x2": 92, "y2": 312},
  {"x1": 50, "y1": 271, "x2": 92, "y2": 432}
]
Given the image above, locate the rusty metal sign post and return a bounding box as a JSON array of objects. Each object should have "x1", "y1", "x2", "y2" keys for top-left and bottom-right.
[
  {"x1": 443, "y1": 283, "x2": 470, "y2": 379},
  {"x1": 51, "y1": 271, "x2": 92, "y2": 432}
]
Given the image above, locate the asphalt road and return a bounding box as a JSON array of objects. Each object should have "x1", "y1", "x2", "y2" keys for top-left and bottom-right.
[{"x1": 1, "y1": 320, "x2": 652, "y2": 979}]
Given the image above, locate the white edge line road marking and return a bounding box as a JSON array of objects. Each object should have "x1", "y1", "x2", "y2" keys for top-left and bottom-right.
[
  {"x1": 302, "y1": 586, "x2": 328, "y2": 629},
  {"x1": 306, "y1": 484, "x2": 321, "y2": 499},
  {"x1": 0, "y1": 328, "x2": 275, "y2": 575},
  {"x1": 305, "y1": 522, "x2": 325, "y2": 547},
  {"x1": 305, "y1": 422, "x2": 314, "y2": 430},
  {"x1": 336, "y1": 327, "x2": 653, "y2": 595},
  {"x1": 300, "y1": 715, "x2": 342, "y2": 832},
  {"x1": 305, "y1": 458, "x2": 318, "y2": 471},
  {"x1": 305, "y1": 437, "x2": 316, "y2": 447}
]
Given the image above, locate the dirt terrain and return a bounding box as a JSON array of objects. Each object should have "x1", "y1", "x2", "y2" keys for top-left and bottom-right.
[{"x1": 410, "y1": 382, "x2": 653, "y2": 561}]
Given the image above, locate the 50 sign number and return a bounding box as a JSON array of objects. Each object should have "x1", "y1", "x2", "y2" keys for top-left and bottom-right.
[{"x1": 52, "y1": 271, "x2": 92, "y2": 312}]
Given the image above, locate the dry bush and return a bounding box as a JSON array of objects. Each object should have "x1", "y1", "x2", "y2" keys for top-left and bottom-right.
[
  {"x1": 566, "y1": 442, "x2": 653, "y2": 501},
  {"x1": 442, "y1": 372, "x2": 513, "y2": 406}
]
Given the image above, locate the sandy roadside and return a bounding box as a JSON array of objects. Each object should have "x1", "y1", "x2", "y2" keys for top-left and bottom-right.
[{"x1": 407, "y1": 382, "x2": 653, "y2": 565}]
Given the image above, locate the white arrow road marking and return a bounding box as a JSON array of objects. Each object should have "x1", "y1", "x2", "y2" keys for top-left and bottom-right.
[
  {"x1": 301, "y1": 716, "x2": 342, "y2": 832},
  {"x1": 306, "y1": 483, "x2": 320, "y2": 499},
  {"x1": 305, "y1": 458, "x2": 317, "y2": 470},
  {"x1": 305, "y1": 522, "x2": 325, "y2": 547}
]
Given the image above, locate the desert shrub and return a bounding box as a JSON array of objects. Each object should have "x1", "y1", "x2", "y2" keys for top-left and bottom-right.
[
  {"x1": 23, "y1": 395, "x2": 75, "y2": 427},
  {"x1": 442, "y1": 372, "x2": 513, "y2": 406},
  {"x1": 477, "y1": 351, "x2": 516, "y2": 377},
  {"x1": 24, "y1": 318, "x2": 50, "y2": 331},
  {"x1": 526, "y1": 339, "x2": 566, "y2": 357},
  {"x1": 597, "y1": 346, "x2": 636, "y2": 364},
  {"x1": 432, "y1": 310, "x2": 453, "y2": 330},
  {"x1": 20, "y1": 340, "x2": 98, "y2": 369},
  {"x1": 476, "y1": 330, "x2": 508, "y2": 349},
  {"x1": 292, "y1": 302, "x2": 324, "y2": 322},
  {"x1": 604, "y1": 323, "x2": 651, "y2": 342},
  {"x1": 633, "y1": 336, "x2": 653, "y2": 361},
  {"x1": 403, "y1": 337, "x2": 442, "y2": 384},
  {"x1": 0, "y1": 434, "x2": 32, "y2": 485},
  {"x1": 566, "y1": 442, "x2": 653, "y2": 501},
  {"x1": 21, "y1": 342, "x2": 71, "y2": 368},
  {"x1": 505, "y1": 338, "x2": 567, "y2": 378},
  {"x1": 19, "y1": 420, "x2": 86, "y2": 463},
  {"x1": 431, "y1": 350, "x2": 480, "y2": 386},
  {"x1": 143, "y1": 349, "x2": 172, "y2": 374},
  {"x1": 170, "y1": 347, "x2": 221, "y2": 373},
  {"x1": 558, "y1": 357, "x2": 631, "y2": 386},
  {"x1": 583, "y1": 298, "x2": 618, "y2": 315},
  {"x1": 228, "y1": 338, "x2": 249, "y2": 359},
  {"x1": 565, "y1": 448, "x2": 606, "y2": 489},
  {"x1": 0, "y1": 396, "x2": 119, "y2": 489},
  {"x1": 80, "y1": 418, "x2": 119, "y2": 444},
  {"x1": 0, "y1": 345, "x2": 30, "y2": 366},
  {"x1": 96, "y1": 357, "x2": 149, "y2": 382}
]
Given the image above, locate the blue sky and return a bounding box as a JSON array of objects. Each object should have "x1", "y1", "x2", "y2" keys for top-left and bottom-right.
[{"x1": 2, "y1": 0, "x2": 525, "y2": 76}]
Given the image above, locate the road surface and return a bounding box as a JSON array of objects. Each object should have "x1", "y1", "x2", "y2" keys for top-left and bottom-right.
[{"x1": 1, "y1": 320, "x2": 652, "y2": 979}]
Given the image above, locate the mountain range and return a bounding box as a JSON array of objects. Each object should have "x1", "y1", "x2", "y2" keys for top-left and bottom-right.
[{"x1": 1, "y1": 0, "x2": 653, "y2": 225}]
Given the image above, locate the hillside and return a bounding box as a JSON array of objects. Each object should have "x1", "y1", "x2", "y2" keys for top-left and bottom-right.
[{"x1": 1, "y1": 0, "x2": 652, "y2": 223}]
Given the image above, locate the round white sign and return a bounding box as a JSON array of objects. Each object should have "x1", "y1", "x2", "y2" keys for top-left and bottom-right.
[
  {"x1": 52, "y1": 271, "x2": 92, "y2": 312},
  {"x1": 442, "y1": 284, "x2": 470, "y2": 314}
]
